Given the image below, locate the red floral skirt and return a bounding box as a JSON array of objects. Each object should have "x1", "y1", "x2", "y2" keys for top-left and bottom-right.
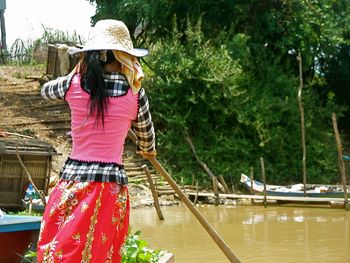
[{"x1": 37, "y1": 180, "x2": 130, "y2": 263}]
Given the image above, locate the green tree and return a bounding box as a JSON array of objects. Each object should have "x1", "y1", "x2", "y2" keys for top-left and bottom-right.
[{"x1": 87, "y1": 0, "x2": 349, "y2": 187}]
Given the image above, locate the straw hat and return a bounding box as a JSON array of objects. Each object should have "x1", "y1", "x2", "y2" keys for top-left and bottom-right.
[{"x1": 70, "y1": 19, "x2": 148, "y2": 57}]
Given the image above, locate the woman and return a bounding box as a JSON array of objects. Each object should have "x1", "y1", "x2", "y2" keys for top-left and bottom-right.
[{"x1": 37, "y1": 19, "x2": 156, "y2": 263}]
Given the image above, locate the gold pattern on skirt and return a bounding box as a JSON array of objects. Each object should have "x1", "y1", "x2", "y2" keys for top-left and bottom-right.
[
  {"x1": 72, "y1": 232, "x2": 81, "y2": 244},
  {"x1": 82, "y1": 183, "x2": 104, "y2": 262},
  {"x1": 101, "y1": 232, "x2": 108, "y2": 245}
]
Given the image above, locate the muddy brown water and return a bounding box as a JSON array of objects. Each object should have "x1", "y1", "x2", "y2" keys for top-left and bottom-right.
[{"x1": 130, "y1": 205, "x2": 350, "y2": 263}]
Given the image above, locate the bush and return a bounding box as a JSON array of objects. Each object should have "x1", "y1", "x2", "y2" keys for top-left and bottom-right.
[
  {"x1": 122, "y1": 230, "x2": 161, "y2": 263},
  {"x1": 144, "y1": 19, "x2": 343, "y2": 188}
]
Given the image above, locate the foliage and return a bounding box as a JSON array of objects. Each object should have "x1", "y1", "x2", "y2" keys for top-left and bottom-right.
[
  {"x1": 323, "y1": 41, "x2": 350, "y2": 129},
  {"x1": 6, "y1": 26, "x2": 81, "y2": 64},
  {"x1": 87, "y1": 1, "x2": 297, "y2": 43},
  {"x1": 122, "y1": 230, "x2": 161, "y2": 263},
  {"x1": 38, "y1": 25, "x2": 81, "y2": 45},
  {"x1": 24, "y1": 250, "x2": 37, "y2": 261},
  {"x1": 146, "y1": 20, "x2": 342, "y2": 186},
  {"x1": 87, "y1": 1, "x2": 349, "y2": 187},
  {"x1": 144, "y1": 20, "x2": 245, "y2": 185}
]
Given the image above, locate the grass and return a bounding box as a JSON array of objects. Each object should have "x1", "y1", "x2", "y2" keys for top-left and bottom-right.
[
  {"x1": 7, "y1": 209, "x2": 43, "y2": 217},
  {"x1": 10, "y1": 64, "x2": 45, "y2": 79}
]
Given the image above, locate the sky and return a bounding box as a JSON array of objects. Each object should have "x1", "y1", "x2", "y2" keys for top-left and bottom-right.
[{"x1": 3, "y1": 0, "x2": 96, "y2": 47}]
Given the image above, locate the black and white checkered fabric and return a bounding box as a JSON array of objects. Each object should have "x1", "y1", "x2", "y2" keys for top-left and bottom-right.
[
  {"x1": 60, "y1": 158, "x2": 128, "y2": 184},
  {"x1": 102, "y1": 72, "x2": 129, "y2": 97},
  {"x1": 41, "y1": 71, "x2": 156, "y2": 185},
  {"x1": 41, "y1": 71, "x2": 75, "y2": 100},
  {"x1": 132, "y1": 88, "x2": 155, "y2": 152}
]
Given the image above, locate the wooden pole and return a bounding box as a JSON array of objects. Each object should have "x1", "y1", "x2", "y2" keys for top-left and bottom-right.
[
  {"x1": 260, "y1": 157, "x2": 267, "y2": 208},
  {"x1": 250, "y1": 166, "x2": 254, "y2": 195},
  {"x1": 213, "y1": 176, "x2": 219, "y2": 206},
  {"x1": 15, "y1": 147, "x2": 46, "y2": 207},
  {"x1": 331, "y1": 113, "x2": 349, "y2": 211},
  {"x1": 193, "y1": 181, "x2": 199, "y2": 205},
  {"x1": 184, "y1": 132, "x2": 226, "y2": 193},
  {"x1": 142, "y1": 164, "x2": 164, "y2": 220},
  {"x1": 218, "y1": 175, "x2": 230, "y2": 194},
  {"x1": 147, "y1": 156, "x2": 241, "y2": 263},
  {"x1": 0, "y1": 10, "x2": 6, "y2": 50},
  {"x1": 297, "y1": 52, "x2": 307, "y2": 197},
  {"x1": 250, "y1": 166, "x2": 254, "y2": 205}
]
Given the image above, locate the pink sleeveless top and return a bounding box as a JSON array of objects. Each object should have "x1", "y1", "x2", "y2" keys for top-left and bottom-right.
[{"x1": 65, "y1": 74, "x2": 138, "y2": 164}]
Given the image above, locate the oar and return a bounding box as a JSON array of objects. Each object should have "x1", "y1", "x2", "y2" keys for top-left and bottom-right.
[
  {"x1": 146, "y1": 156, "x2": 241, "y2": 263},
  {"x1": 128, "y1": 130, "x2": 241, "y2": 262}
]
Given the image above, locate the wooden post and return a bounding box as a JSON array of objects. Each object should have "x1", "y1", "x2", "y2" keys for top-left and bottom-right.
[
  {"x1": 184, "y1": 132, "x2": 226, "y2": 193},
  {"x1": 193, "y1": 181, "x2": 199, "y2": 205},
  {"x1": 331, "y1": 113, "x2": 349, "y2": 211},
  {"x1": 45, "y1": 153, "x2": 53, "y2": 196},
  {"x1": 181, "y1": 177, "x2": 187, "y2": 195},
  {"x1": 230, "y1": 175, "x2": 235, "y2": 193},
  {"x1": 260, "y1": 157, "x2": 267, "y2": 208},
  {"x1": 250, "y1": 166, "x2": 254, "y2": 205},
  {"x1": 250, "y1": 166, "x2": 254, "y2": 195},
  {"x1": 0, "y1": 9, "x2": 5, "y2": 63},
  {"x1": 297, "y1": 52, "x2": 307, "y2": 197},
  {"x1": 28, "y1": 198, "x2": 33, "y2": 216},
  {"x1": 0, "y1": 10, "x2": 6, "y2": 50},
  {"x1": 218, "y1": 175, "x2": 230, "y2": 194},
  {"x1": 213, "y1": 176, "x2": 219, "y2": 206},
  {"x1": 142, "y1": 164, "x2": 164, "y2": 220},
  {"x1": 0, "y1": 153, "x2": 4, "y2": 180}
]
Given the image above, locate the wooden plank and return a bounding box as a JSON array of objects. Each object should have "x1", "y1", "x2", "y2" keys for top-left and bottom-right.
[
  {"x1": 185, "y1": 192, "x2": 349, "y2": 203},
  {"x1": 2, "y1": 160, "x2": 48, "y2": 164},
  {"x1": 1, "y1": 150, "x2": 56, "y2": 156},
  {"x1": 157, "y1": 190, "x2": 176, "y2": 196}
]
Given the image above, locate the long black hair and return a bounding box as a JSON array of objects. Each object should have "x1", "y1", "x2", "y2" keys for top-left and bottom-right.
[{"x1": 80, "y1": 50, "x2": 117, "y2": 127}]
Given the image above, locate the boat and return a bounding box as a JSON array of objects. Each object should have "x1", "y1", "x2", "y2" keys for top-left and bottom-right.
[
  {"x1": 0, "y1": 214, "x2": 42, "y2": 263},
  {"x1": 240, "y1": 173, "x2": 350, "y2": 198}
]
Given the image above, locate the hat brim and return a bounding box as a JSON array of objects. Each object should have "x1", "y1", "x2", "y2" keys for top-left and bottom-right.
[{"x1": 68, "y1": 46, "x2": 148, "y2": 57}]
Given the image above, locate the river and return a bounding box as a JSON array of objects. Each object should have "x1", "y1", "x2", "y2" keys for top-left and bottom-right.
[{"x1": 130, "y1": 205, "x2": 350, "y2": 262}]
